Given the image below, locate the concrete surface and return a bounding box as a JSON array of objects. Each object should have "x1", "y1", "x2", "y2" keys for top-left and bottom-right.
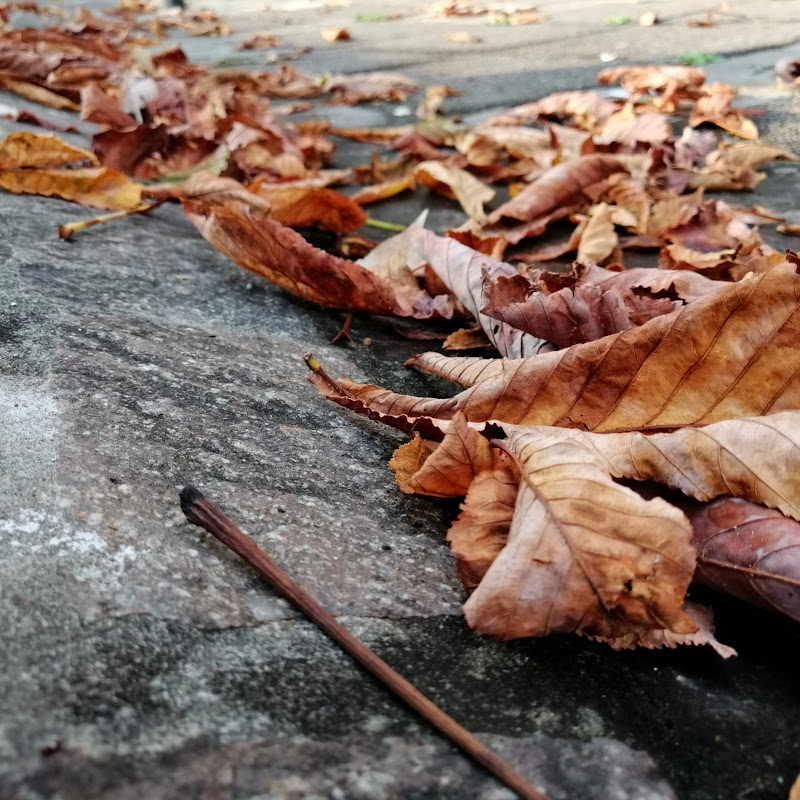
[{"x1": 1, "y1": 1, "x2": 800, "y2": 799}]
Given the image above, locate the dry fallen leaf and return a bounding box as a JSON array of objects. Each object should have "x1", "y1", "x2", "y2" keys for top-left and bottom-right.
[
  {"x1": 462, "y1": 425, "x2": 696, "y2": 639},
  {"x1": 415, "y1": 160, "x2": 494, "y2": 222},
  {"x1": 486, "y1": 155, "x2": 628, "y2": 243},
  {"x1": 445, "y1": 31, "x2": 483, "y2": 43},
  {"x1": 689, "y1": 497, "x2": 800, "y2": 624},
  {"x1": 779, "y1": 223, "x2": 800, "y2": 237},
  {"x1": 321, "y1": 27, "x2": 351, "y2": 42},
  {"x1": 183, "y1": 199, "x2": 458, "y2": 319},
  {"x1": 311, "y1": 261, "x2": 800, "y2": 432},
  {"x1": 0, "y1": 130, "x2": 142, "y2": 209},
  {"x1": 235, "y1": 32, "x2": 280, "y2": 50}
]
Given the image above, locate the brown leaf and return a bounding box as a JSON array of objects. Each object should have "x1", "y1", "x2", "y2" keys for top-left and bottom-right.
[
  {"x1": 321, "y1": 27, "x2": 351, "y2": 42},
  {"x1": 586, "y1": 601, "x2": 736, "y2": 657},
  {"x1": 0, "y1": 165, "x2": 142, "y2": 209},
  {"x1": 538, "y1": 411, "x2": 800, "y2": 521},
  {"x1": 93, "y1": 124, "x2": 217, "y2": 178},
  {"x1": 415, "y1": 160, "x2": 494, "y2": 222},
  {"x1": 689, "y1": 82, "x2": 759, "y2": 140},
  {"x1": 235, "y1": 32, "x2": 280, "y2": 50},
  {"x1": 462, "y1": 426, "x2": 696, "y2": 639},
  {"x1": 314, "y1": 261, "x2": 800, "y2": 432},
  {"x1": 448, "y1": 468, "x2": 518, "y2": 592},
  {"x1": 248, "y1": 184, "x2": 367, "y2": 232},
  {"x1": 443, "y1": 326, "x2": 493, "y2": 350},
  {"x1": 576, "y1": 202, "x2": 619, "y2": 265},
  {"x1": 489, "y1": 90, "x2": 619, "y2": 129},
  {"x1": 325, "y1": 72, "x2": 417, "y2": 104},
  {"x1": 80, "y1": 84, "x2": 136, "y2": 128},
  {"x1": 778, "y1": 223, "x2": 800, "y2": 237},
  {"x1": 483, "y1": 279, "x2": 679, "y2": 347},
  {"x1": 689, "y1": 497, "x2": 800, "y2": 624},
  {"x1": 416, "y1": 84, "x2": 461, "y2": 120},
  {"x1": 147, "y1": 173, "x2": 272, "y2": 213},
  {"x1": 0, "y1": 130, "x2": 97, "y2": 168},
  {"x1": 402, "y1": 227, "x2": 547, "y2": 357},
  {"x1": 183, "y1": 199, "x2": 456, "y2": 319},
  {"x1": 0, "y1": 130, "x2": 141, "y2": 209},
  {"x1": 595, "y1": 105, "x2": 672, "y2": 147},
  {"x1": 444, "y1": 32, "x2": 483, "y2": 43},
  {"x1": 597, "y1": 65, "x2": 705, "y2": 111},
  {"x1": 392, "y1": 412, "x2": 494, "y2": 497},
  {"x1": 486, "y1": 155, "x2": 628, "y2": 244},
  {"x1": 389, "y1": 434, "x2": 437, "y2": 494}
]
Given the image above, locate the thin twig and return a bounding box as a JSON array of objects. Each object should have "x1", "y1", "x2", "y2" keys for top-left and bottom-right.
[{"x1": 178, "y1": 486, "x2": 550, "y2": 800}]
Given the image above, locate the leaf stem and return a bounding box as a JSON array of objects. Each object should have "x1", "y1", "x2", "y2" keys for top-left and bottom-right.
[
  {"x1": 178, "y1": 486, "x2": 550, "y2": 800},
  {"x1": 365, "y1": 216, "x2": 406, "y2": 232},
  {"x1": 58, "y1": 200, "x2": 165, "y2": 240}
]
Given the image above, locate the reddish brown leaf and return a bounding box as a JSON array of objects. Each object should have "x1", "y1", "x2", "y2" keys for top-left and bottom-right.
[
  {"x1": 248, "y1": 184, "x2": 367, "y2": 232},
  {"x1": 485, "y1": 155, "x2": 628, "y2": 244},
  {"x1": 689, "y1": 497, "x2": 800, "y2": 623},
  {"x1": 183, "y1": 200, "x2": 457, "y2": 319}
]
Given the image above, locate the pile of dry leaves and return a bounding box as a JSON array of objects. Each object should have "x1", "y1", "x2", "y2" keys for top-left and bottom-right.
[{"x1": 1, "y1": 1, "x2": 799, "y2": 658}]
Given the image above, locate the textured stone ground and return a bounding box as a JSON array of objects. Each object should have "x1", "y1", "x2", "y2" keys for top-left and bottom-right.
[{"x1": 2, "y1": 2, "x2": 800, "y2": 799}]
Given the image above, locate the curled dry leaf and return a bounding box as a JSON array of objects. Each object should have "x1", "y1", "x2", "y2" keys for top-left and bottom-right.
[
  {"x1": 146, "y1": 173, "x2": 272, "y2": 213},
  {"x1": 486, "y1": 155, "x2": 628, "y2": 244},
  {"x1": 442, "y1": 326, "x2": 493, "y2": 350},
  {"x1": 483, "y1": 275, "x2": 679, "y2": 348},
  {"x1": 313, "y1": 261, "x2": 800, "y2": 432},
  {"x1": 183, "y1": 199, "x2": 457, "y2": 319},
  {"x1": 416, "y1": 84, "x2": 461, "y2": 120},
  {"x1": 489, "y1": 90, "x2": 618, "y2": 130},
  {"x1": 414, "y1": 160, "x2": 494, "y2": 223},
  {"x1": 448, "y1": 467, "x2": 518, "y2": 592},
  {"x1": 325, "y1": 72, "x2": 417, "y2": 104},
  {"x1": 0, "y1": 130, "x2": 97, "y2": 168},
  {"x1": 689, "y1": 497, "x2": 800, "y2": 624},
  {"x1": 80, "y1": 83, "x2": 136, "y2": 128},
  {"x1": 462, "y1": 426, "x2": 696, "y2": 640},
  {"x1": 575, "y1": 202, "x2": 619, "y2": 264},
  {"x1": 445, "y1": 32, "x2": 483, "y2": 43},
  {"x1": 778, "y1": 223, "x2": 800, "y2": 237},
  {"x1": 595, "y1": 105, "x2": 672, "y2": 147}
]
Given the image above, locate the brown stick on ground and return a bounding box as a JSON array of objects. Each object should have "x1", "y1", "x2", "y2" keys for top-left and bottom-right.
[{"x1": 178, "y1": 485, "x2": 550, "y2": 800}]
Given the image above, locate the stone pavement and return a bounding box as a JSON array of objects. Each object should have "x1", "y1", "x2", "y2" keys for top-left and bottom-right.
[{"x1": 2, "y1": 2, "x2": 800, "y2": 799}]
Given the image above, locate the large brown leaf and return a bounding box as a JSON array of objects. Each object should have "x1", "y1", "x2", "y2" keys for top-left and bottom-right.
[
  {"x1": 485, "y1": 155, "x2": 628, "y2": 244},
  {"x1": 689, "y1": 497, "x2": 800, "y2": 624},
  {"x1": 462, "y1": 426, "x2": 696, "y2": 639},
  {"x1": 310, "y1": 261, "x2": 800, "y2": 432},
  {"x1": 183, "y1": 199, "x2": 457, "y2": 318}
]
